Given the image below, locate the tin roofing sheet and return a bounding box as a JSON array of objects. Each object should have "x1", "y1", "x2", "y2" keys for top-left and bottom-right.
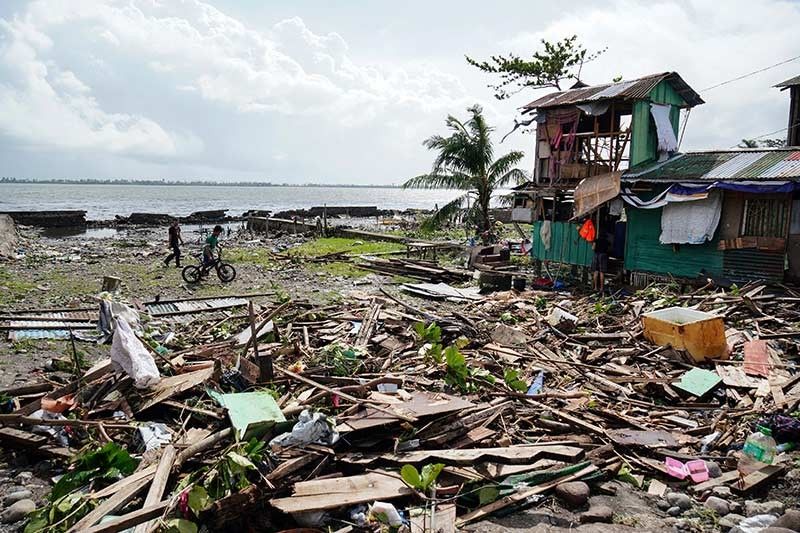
[
  {"x1": 523, "y1": 72, "x2": 704, "y2": 111},
  {"x1": 775, "y1": 74, "x2": 800, "y2": 88},
  {"x1": 622, "y1": 149, "x2": 800, "y2": 182}
]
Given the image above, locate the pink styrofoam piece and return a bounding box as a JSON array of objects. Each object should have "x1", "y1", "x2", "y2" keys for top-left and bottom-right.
[
  {"x1": 686, "y1": 460, "x2": 709, "y2": 483},
  {"x1": 665, "y1": 457, "x2": 687, "y2": 480}
]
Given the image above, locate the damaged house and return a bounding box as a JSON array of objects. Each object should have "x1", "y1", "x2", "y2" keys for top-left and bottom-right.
[
  {"x1": 517, "y1": 71, "x2": 800, "y2": 284},
  {"x1": 513, "y1": 72, "x2": 704, "y2": 274}
]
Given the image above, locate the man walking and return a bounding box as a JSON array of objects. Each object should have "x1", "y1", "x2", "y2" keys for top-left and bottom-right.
[{"x1": 164, "y1": 220, "x2": 184, "y2": 267}]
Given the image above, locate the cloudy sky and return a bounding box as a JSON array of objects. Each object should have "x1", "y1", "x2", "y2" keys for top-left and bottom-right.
[{"x1": 0, "y1": 0, "x2": 798, "y2": 184}]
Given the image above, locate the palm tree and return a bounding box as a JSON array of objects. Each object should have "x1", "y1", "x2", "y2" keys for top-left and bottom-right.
[{"x1": 403, "y1": 105, "x2": 526, "y2": 234}]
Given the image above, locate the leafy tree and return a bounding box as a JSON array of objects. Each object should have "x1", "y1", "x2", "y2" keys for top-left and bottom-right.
[
  {"x1": 738, "y1": 138, "x2": 787, "y2": 148},
  {"x1": 466, "y1": 35, "x2": 606, "y2": 100},
  {"x1": 403, "y1": 105, "x2": 526, "y2": 233}
]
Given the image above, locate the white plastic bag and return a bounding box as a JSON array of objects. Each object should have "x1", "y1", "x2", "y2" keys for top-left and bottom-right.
[
  {"x1": 269, "y1": 409, "x2": 339, "y2": 450},
  {"x1": 111, "y1": 318, "x2": 160, "y2": 389}
]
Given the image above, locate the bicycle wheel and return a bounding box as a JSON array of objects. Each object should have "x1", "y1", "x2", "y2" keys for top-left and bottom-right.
[
  {"x1": 182, "y1": 265, "x2": 202, "y2": 284},
  {"x1": 217, "y1": 263, "x2": 236, "y2": 283}
]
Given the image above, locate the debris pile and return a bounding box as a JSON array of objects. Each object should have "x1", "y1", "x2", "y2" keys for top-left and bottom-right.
[{"x1": 0, "y1": 281, "x2": 799, "y2": 532}]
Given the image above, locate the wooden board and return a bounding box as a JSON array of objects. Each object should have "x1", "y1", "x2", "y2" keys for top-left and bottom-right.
[
  {"x1": 270, "y1": 471, "x2": 413, "y2": 513},
  {"x1": 337, "y1": 391, "x2": 473, "y2": 432},
  {"x1": 608, "y1": 429, "x2": 679, "y2": 448},
  {"x1": 409, "y1": 503, "x2": 456, "y2": 533},
  {"x1": 135, "y1": 366, "x2": 214, "y2": 412},
  {"x1": 374, "y1": 444, "x2": 584, "y2": 465}
]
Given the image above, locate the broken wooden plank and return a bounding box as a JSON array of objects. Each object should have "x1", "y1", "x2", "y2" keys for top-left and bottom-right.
[
  {"x1": 82, "y1": 502, "x2": 170, "y2": 533},
  {"x1": 132, "y1": 445, "x2": 176, "y2": 533},
  {"x1": 69, "y1": 476, "x2": 151, "y2": 532},
  {"x1": 270, "y1": 471, "x2": 413, "y2": 514},
  {"x1": 360, "y1": 444, "x2": 585, "y2": 466},
  {"x1": 733, "y1": 464, "x2": 785, "y2": 493}
]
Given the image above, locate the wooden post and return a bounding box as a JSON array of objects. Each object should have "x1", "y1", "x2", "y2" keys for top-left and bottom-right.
[
  {"x1": 323, "y1": 204, "x2": 328, "y2": 237},
  {"x1": 248, "y1": 301, "x2": 260, "y2": 363}
]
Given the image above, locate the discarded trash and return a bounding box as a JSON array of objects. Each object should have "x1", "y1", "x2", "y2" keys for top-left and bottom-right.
[
  {"x1": 269, "y1": 409, "x2": 339, "y2": 450},
  {"x1": 370, "y1": 501, "x2": 403, "y2": 526},
  {"x1": 664, "y1": 457, "x2": 709, "y2": 483},
  {"x1": 738, "y1": 426, "x2": 777, "y2": 476},
  {"x1": 673, "y1": 367, "x2": 722, "y2": 397},
  {"x1": 110, "y1": 317, "x2": 160, "y2": 389},
  {"x1": 213, "y1": 390, "x2": 286, "y2": 439},
  {"x1": 133, "y1": 422, "x2": 172, "y2": 452},
  {"x1": 642, "y1": 307, "x2": 727, "y2": 362}
]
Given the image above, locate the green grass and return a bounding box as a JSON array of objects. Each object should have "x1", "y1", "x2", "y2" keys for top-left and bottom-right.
[
  {"x1": 226, "y1": 247, "x2": 274, "y2": 268},
  {"x1": 0, "y1": 267, "x2": 37, "y2": 306},
  {"x1": 290, "y1": 237, "x2": 404, "y2": 257},
  {"x1": 292, "y1": 238, "x2": 405, "y2": 279}
]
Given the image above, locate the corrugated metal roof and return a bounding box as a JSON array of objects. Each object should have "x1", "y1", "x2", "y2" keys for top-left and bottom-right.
[
  {"x1": 523, "y1": 72, "x2": 704, "y2": 111},
  {"x1": 146, "y1": 297, "x2": 248, "y2": 316},
  {"x1": 622, "y1": 149, "x2": 800, "y2": 182},
  {"x1": 775, "y1": 74, "x2": 800, "y2": 88},
  {"x1": 8, "y1": 330, "x2": 71, "y2": 341}
]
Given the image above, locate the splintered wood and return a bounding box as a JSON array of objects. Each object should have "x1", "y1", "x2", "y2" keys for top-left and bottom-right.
[{"x1": 1, "y1": 281, "x2": 798, "y2": 531}]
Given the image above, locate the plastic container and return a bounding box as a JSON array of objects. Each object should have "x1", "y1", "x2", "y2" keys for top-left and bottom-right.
[{"x1": 738, "y1": 426, "x2": 777, "y2": 476}]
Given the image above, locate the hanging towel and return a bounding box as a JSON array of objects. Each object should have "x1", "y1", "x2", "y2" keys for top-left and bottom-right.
[
  {"x1": 650, "y1": 103, "x2": 678, "y2": 158},
  {"x1": 540, "y1": 220, "x2": 552, "y2": 251},
  {"x1": 660, "y1": 190, "x2": 722, "y2": 245}
]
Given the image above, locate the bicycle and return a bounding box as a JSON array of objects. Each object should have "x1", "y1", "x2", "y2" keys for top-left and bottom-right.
[{"x1": 182, "y1": 247, "x2": 236, "y2": 284}]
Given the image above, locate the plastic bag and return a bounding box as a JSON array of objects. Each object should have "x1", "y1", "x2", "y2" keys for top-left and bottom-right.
[
  {"x1": 578, "y1": 219, "x2": 596, "y2": 242},
  {"x1": 111, "y1": 318, "x2": 160, "y2": 389},
  {"x1": 269, "y1": 409, "x2": 339, "y2": 450}
]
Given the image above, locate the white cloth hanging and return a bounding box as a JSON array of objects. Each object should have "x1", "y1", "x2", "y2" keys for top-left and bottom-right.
[
  {"x1": 660, "y1": 190, "x2": 722, "y2": 245},
  {"x1": 650, "y1": 103, "x2": 678, "y2": 158}
]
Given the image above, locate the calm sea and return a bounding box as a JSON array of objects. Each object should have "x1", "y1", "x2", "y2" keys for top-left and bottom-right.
[{"x1": 1, "y1": 183, "x2": 466, "y2": 221}]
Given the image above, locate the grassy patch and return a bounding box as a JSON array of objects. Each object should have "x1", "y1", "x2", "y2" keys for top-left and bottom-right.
[
  {"x1": 226, "y1": 247, "x2": 274, "y2": 268},
  {"x1": 0, "y1": 267, "x2": 37, "y2": 306},
  {"x1": 290, "y1": 238, "x2": 404, "y2": 279},
  {"x1": 291, "y1": 237, "x2": 404, "y2": 257}
]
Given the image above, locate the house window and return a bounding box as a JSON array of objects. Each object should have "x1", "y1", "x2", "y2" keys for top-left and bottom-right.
[{"x1": 741, "y1": 198, "x2": 790, "y2": 237}]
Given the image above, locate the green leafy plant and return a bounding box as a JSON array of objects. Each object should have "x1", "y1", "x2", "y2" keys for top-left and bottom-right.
[
  {"x1": 503, "y1": 368, "x2": 528, "y2": 392},
  {"x1": 443, "y1": 341, "x2": 495, "y2": 392},
  {"x1": 25, "y1": 443, "x2": 138, "y2": 532},
  {"x1": 400, "y1": 463, "x2": 445, "y2": 493},
  {"x1": 163, "y1": 519, "x2": 199, "y2": 533},
  {"x1": 499, "y1": 312, "x2": 517, "y2": 324},
  {"x1": 413, "y1": 322, "x2": 442, "y2": 343},
  {"x1": 322, "y1": 343, "x2": 364, "y2": 377}
]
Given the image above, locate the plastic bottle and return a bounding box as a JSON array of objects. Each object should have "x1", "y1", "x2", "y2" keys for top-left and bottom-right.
[{"x1": 737, "y1": 426, "x2": 777, "y2": 476}]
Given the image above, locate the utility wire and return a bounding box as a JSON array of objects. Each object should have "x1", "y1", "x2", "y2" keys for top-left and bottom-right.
[{"x1": 701, "y1": 54, "x2": 800, "y2": 91}]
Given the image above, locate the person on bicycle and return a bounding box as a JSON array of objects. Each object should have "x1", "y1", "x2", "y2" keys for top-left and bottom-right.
[{"x1": 202, "y1": 225, "x2": 223, "y2": 270}]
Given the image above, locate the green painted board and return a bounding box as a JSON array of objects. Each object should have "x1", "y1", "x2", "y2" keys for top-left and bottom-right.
[
  {"x1": 624, "y1": 206, "x2": 723, "y2": 278},
  {"x1": 531, "y1": 221, "x2": 593, "y2": 266},
  {"x1": 673, "y1": 368, "x2": 722, "y2": 397},
  {"x1": 630, "y1": 80, "x2": 686, "y2": 167},
  {"x1": 212, "y1": 391, "x2": 286, "y2": 439}
]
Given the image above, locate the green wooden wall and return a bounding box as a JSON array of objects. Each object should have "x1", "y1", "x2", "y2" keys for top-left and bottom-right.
[
  {"x1": 531, "y1": 221, "x2": 593, "y2": 266},
  {"x1": 624, "y1": 207, "x2": 723, "y2": 278},
  {"x1": 629, "y1": 81, "x2": 685, "y2": 166}
]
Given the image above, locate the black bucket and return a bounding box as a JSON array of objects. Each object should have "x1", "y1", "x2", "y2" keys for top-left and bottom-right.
[{"x1": 513, "y1": 277, "x2": 527, "y2": 292}]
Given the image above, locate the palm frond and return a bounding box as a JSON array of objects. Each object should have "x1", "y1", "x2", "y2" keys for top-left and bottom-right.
[
  {"x1": 488, "y1": 151, "x2": 525, "y2": 182},
  {"x1": 493, "y1": 168, "x2": 528, "y2": 189},
  {"x1": 420, "y1": 193, "x2": 471, "y2": 231},
  {"x1": 402, "y1": 172, "x2": 472, "y2": 190}
]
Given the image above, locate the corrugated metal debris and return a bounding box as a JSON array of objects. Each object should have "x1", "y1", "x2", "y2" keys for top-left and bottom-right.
[
  {"x1": 145, "y1": 297, "x2": 249, "y2": 316},
  {"x1": 522, "y1": 72, "x2": 704, "y2": 111},
  {"x1": 623, "y1": 149, "x2": 800, "y2": 182}
]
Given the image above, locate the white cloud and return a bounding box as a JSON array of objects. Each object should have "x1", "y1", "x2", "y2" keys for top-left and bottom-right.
[{"x1": 0, "y1": 0, "x2": 513, "y2": 178}]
